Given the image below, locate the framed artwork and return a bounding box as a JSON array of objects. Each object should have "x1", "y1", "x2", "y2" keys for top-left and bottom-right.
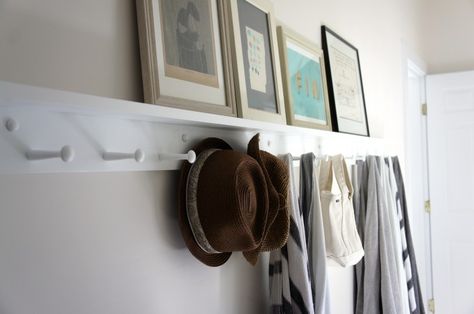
[
  {"x1": 321, "y1": 26, "x2": 369, "y2": 136},
  {"x1": 277, "y1": 26, "x2": 332, "y2": 131},
  {"x1": 225, "y1": 0, "x2": 286, "y2": 123},
  {"x1": 136, "y1": 0, "x2": 236, "y2": 116}
]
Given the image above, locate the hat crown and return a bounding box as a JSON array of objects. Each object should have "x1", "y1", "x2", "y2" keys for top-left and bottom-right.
[{"x1": 196, "y1": 150, "x2": 268, "y2": 252}]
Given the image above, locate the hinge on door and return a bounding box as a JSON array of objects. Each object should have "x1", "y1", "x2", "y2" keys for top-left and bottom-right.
[
  {"x1": 424, "y1": 200, "x2": 431, "y2": 213},
  {"x1": 422, "y1": 103, "x2": 428, "y2": 115},
  {"x1": 428, "y1": 298, "x2": 435, "y2": 313}
]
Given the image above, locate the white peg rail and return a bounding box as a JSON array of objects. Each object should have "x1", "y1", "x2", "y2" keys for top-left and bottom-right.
[
  {"x1": 103, "y1": 149, "x2": 145, "y2": 163},
  {"x1": 26, "y1": 145, "x2": 75, "y2": 162},
  {"x1": 159, "y1": 151, "x2": 196, "y2": 163},
  {"x1": 5, "y1": 118, "x2": 19, "y2": 132},
  {"x1": 0, "y1": 81, "x2": 386, "y2": 174}
]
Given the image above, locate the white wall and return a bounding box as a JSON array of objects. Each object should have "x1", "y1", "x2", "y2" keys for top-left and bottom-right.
[
  {"x1": 0, "y1": 0, "x2": 143, "y2": 101},
  {"x1": 0, "y1": 0, "x2": 425, "y2": 313},
  {"x1": 0, "y1": 172, "x2": 268, "y2": 314},
  {"x1": 421, "y1": 0, "x2": 474, "y2": 74},
  {"x1": 272, "y1": 0, "x2": 425, "y2": 156}
]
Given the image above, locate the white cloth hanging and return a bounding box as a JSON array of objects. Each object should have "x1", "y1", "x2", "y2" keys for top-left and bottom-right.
[{"x1": 319, "y1": 155, "x2": 364, "y2": 267}]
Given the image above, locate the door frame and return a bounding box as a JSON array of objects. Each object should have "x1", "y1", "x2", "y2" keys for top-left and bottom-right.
[{"x1": 403, "y1": 56, "x2": 433, "y2": 312}]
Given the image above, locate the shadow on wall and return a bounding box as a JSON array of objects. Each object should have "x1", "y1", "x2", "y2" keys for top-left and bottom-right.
[{"x1": 149, "y1": 169, "x2": 187, "y2": 250}]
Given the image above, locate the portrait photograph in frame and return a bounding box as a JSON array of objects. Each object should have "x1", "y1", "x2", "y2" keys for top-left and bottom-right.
[
  {"x1": 277, "y1": 26, "x2": 332, "y2": 131},
  {"x1": 136, "y1": 0, "x2": 236, "y2": 116},
  {"x1": 225, "y1": 0, "x2": 286, "y2": 124},
  {"x1": 321, "y1": 26, "x2": 369, "y2": 136}
]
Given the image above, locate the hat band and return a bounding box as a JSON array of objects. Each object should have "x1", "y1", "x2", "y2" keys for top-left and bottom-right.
[{"x1": 186, "y1": 148, "x2": 221, "y2": 254}]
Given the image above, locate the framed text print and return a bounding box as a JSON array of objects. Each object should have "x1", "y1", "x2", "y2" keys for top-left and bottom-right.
[
  {"x1": 321, "y1": 26, "x2": 369, "y2": 136},
  {"x1": 226, "y1": 0, "x2": 286, "y2": 123},
  {"x1": 136, "y1": 0, "x2": 236, "y2": 116},
  {"x1": 277, "y1": 26, "x2": 332, "y2": 131}
]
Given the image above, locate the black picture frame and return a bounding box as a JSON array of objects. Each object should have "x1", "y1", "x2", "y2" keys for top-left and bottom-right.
[{"x1": 321, "y1": 26, "x2": 369, "y2": 136}]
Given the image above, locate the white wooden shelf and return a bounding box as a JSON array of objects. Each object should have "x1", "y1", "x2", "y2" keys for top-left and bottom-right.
[{"x1": 0, "y1": 81, "x2": 385, "y2": 174}]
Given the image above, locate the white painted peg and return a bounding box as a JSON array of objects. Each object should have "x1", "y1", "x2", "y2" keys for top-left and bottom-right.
[
  {"x1": 103, "y1": 149, "x2": 145, "y2": 162},
  {"x1": 317, "y1": 143, "x2": 322, "y2": 154},
  {"x1": 5, "y1": 118, "x2": 19, "y2": 132},
  {"x1": 159, "y1": 150, "x2": 196, "y2": 163},
  {"x1": 26, "y1": 145, "x2": 75, "y2": 162}
]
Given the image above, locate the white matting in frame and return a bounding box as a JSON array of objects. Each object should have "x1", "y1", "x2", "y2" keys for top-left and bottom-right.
[{"x1": 153, "y1": 0, "x2": 226, "y2": 106}]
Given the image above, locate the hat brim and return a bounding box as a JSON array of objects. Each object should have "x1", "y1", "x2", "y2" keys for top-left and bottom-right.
[{"x1": 178, "y1": 138, "x2": 233, "y2": 267}]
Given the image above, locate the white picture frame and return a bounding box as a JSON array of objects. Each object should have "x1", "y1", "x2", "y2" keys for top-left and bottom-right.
[
  {"x1": 137, "y1": 0, "x2": 236, "y2": 116},
  {"x1": 225, "y1": 0, "x2": 286, "y2": 123}
]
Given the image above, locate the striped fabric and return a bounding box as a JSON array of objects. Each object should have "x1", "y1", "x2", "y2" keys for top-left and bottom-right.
[
  {"x1": 388, "y1": 159, "x2": 417, "y2": 313},
  {"x1": 269, "y1": 154, "x2": 314, "y2": 314},
  {"x1": 353, "y1": 157, "x2": 425, "y2": 314},
  {"x1": 392, "y1": 157, "x2": 426, "y2": 314}
]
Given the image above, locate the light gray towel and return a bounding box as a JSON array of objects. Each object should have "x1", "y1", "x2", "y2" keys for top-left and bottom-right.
[
  {"x1": 300, "y1": 153, "x2": 331, "y2": 314},
  {"x1": 363, "y1": 156, "x2": 382, "y2": 314},
  {"x1": 356, "y1": 157, "x2": 419, "y2": 314},
  {"x1": 377, "y1": 156, "x2": 403, "y2": 314},
  {"x1": 353, "y1": 160, "x2": 368, "y2": 314}
]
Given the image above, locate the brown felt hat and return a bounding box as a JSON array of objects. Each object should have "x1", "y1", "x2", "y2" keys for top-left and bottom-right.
[
  {"x1": 177, "y1": 135, "x2": 290, "y2": 267},
  {"x1": 244, "y1": 134, "x2": 290, "y2": 264}
]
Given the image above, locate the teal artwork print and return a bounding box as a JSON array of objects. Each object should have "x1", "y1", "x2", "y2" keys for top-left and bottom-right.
[{"x1": 287, "y1": 44, "x2": 327, "y2": 124}]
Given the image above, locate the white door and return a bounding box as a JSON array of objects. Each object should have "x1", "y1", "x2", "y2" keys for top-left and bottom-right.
[{"x1": 426, "y1": 71, "x2": 474, "y2": 314}]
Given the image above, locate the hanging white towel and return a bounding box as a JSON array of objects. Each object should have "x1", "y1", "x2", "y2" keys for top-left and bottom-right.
[{"x1": 269, "y1": 154, "x2": 314, "y2": 314}]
